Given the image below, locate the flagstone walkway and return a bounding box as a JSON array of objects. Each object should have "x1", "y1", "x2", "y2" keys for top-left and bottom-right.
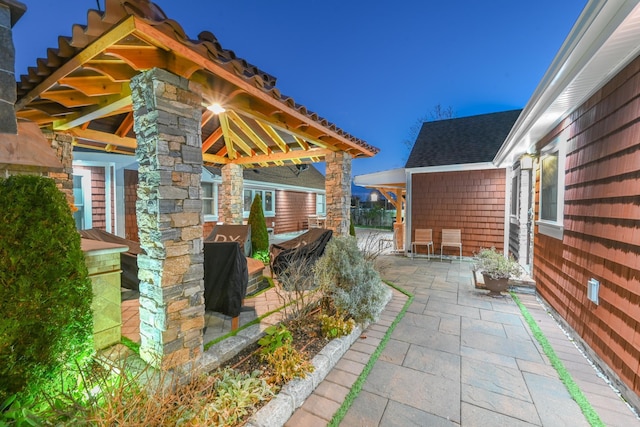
[{"x1": 287, "y1": 255, "x2": 640, "y2": 426}]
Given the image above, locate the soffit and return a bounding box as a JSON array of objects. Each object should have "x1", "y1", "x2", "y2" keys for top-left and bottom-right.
[
  {"x1": 14, "y1": 0, "x2": 378, "y2": 168},
  {"x1": 495, "y1": 0, "x2": 640, "y2": 166}
]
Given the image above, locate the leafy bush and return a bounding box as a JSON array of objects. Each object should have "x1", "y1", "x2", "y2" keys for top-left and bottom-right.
[
  {"x1": 261, "y1": 345, "x2": 314, "y2": 386},
  {"x1": 320, "y1": 314, "x2": 355, "y2": 339},
  {"x1": 258, "y1": 325, "x2": 293, "y2": 355},
  {"x1": 0, "y1": 175, "x2": 93, "y2": 402},
  {"x1": 248, "y1": 194, "x2": 269, "y2": 254},
  {"x1": 314, "y1": 236, "x2": 390, "y2": 325},
  {"x1": 349, "y1": 214, "x2": 356, "y2": 237},
  {"x1": 252, "y1": 249, "x2": 270, "y2": 265},
  {"x1": 207, "y1": 368, "x2": 274, "y2": 426}
]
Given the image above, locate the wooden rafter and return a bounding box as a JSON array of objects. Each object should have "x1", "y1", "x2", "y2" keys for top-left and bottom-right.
[
  {"x1": 15, "y1": 16, "x2": 138, "y2": 111},
  {"x1": 116, "y1": 112, "x2": 134, "y2": 137},
  {"x1": 68, "y1": 127, "x2": 137, "y2": 149},
  {"x1": 255, "y1": 121, "x2": 289, "y2": 153},
  {"x1": 53, "y1": 88, "x2": 132, "y2": 130},
  {"x1": 202, "y1": 127, "x2": 222, "y2": 152},
  {"x1": 227, "y1": 110, "x2": 270, "y2": 155},
  {"x1": 232, "y1": 147, "x2": 331, "y2": 165},
  {"x1": 217, "y1": 112, "x2": 236, "y2": 159},
  {"x1": 132, "y1": 19, "x2": 376, "y2": 157},
  {"x1": 59, "y1": 76, "x2": 125, "y2": 96}
]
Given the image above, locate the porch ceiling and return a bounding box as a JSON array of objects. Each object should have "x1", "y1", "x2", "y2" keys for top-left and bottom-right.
[{"x1": 14, "y1": 0, "x2": 378, "y2": 168}]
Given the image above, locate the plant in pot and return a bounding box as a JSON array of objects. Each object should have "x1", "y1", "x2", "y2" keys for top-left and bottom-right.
[{"x1": 473, "y1": 247, "x2": 522, "y2": 297}]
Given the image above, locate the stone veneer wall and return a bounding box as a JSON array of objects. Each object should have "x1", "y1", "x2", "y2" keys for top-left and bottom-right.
[
  {"x1": 325, "y1": 151, "x2": 351, "y2": 236},
  {"x1": 43, "y1": 131, "x2": 74, "y2": 207},
  {"x1": 219, "y1": 163, "x2": 243, "y2": 224},
  {"x1": 131, "y1": 68, "x2": 205, "y2": 374}
]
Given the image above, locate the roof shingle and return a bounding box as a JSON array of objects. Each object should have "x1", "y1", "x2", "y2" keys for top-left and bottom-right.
[{"x1": 405, "y1": 109, "x2": 522, "y2": 168}]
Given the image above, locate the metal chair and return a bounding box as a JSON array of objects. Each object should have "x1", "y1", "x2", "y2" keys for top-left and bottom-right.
[
  {"x1": 441, "y1": 229, "x2": 462, "y2": 261},
  {"x1": 412, "y1": 228, "x2": 434, "y2": 259}
]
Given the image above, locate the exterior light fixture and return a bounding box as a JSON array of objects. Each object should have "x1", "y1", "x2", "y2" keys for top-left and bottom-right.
[{"x1": 207, "y1": 103, "x2": 226, "y2": 114}]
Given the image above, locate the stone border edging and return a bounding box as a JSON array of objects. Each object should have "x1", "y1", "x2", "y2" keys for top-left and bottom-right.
[{"x1": 245, "y1": 324, "x2": 364, "y2": 427}]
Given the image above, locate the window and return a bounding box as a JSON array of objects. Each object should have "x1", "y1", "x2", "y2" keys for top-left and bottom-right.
[
  {"x1": 540, "y1": 153, "x2": 558, "y2": 221},
  {"x1": 202, "y1": 182, "x2": 217, "y2": 220},
  {"x1": 510, "y1": 174, "x2": 519, "y2": 217},
  {"x1": 72, "y1": 169, "x2": 92, "y2": 230},
  {"x1": 537, "y1": 134, "x2": 566, "y2": 240},
  {"x1": 243, "y1": 188, "x2": 276, "y2": 217},
  {"x1": 316, "y1": 193, "x2": 326, "y2": 215}
]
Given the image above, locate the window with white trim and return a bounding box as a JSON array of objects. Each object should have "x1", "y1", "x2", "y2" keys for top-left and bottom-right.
[
  {"x1": 243, "y1": 188, "x2": 276, "y2": 217},
  {"x1": 316, "y1": 193, "x2": 326, "y2": 215},
  {"x1": 510, "y1": 173, "x2": 519, "y2": 218},
  {"x1": 72, "y1": 169, "x2": 92, "y2": 230},
  {"x1": 537, "y1": 134, "x2": 566, "y2": 240},
  {"x1": 202, "y1": 181, "x2": 218, "y2": 221}
]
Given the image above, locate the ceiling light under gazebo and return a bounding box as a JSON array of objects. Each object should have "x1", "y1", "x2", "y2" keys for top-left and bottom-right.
[{"x1": 206, "y1": 103, "x2": 226, "y2": 114}]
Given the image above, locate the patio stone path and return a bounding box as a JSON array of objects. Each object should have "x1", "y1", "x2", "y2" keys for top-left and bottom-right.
[{"x1": 289, "y1": 255, "x2": 640, "y2": 426}]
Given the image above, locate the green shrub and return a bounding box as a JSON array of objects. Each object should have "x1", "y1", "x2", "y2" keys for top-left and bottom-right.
[
  {"x1": 252, "y1": 249, "x2": 270, "y2": 265},
  {"x1": 258, "y1": 325, "x2": 293, "y2": 355},
  {"x1": 0, "y1": 175, "x2": 93, "y2": 402},
  {"x1": 349, "y1": 214, "x2": 356, "y2": 237},
  {"x1": 320, "y1": 314, "x2": 355, "y2": 339},
  {"x1": 248, "y1": 194, "x2": 269, "y2": 254},
  {"x1": 314, "y1": 236, "x2": 390, "y2": 325}
]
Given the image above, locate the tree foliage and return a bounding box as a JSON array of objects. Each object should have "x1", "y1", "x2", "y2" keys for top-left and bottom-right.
[
  {"x1": 0, "y1": 175, "x2": 93, "y2": 402},
  {"x1": 248, "y1": 194, "x2": 269, "y2": 254},
  {"x1": 314, "y1": 236, "x2": 390, "y2": 325},
  {"x1": 402, "y1": 103, "x2": 455, "y2": 160}
]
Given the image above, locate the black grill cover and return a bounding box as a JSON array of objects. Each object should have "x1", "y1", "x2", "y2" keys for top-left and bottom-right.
[
  {"x1": 270, "y1": 228, "x2": 333, "y2": 277},
  {"x1": 205, "y1": 224, "x2": 252, "y2": 256},
  {"x1": 203, "y1": 241, "x2": 248, "y2": 317}
]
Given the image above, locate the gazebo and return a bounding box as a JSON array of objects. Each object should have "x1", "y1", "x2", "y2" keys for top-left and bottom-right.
[{"x1": 14, "y1": 0, "x2": 378, "y2": 374}]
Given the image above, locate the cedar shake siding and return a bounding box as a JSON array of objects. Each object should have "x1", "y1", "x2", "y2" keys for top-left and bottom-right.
[
  {"x1": 534, "y1": 55, "x2": 640, "y2": 398},
  {"x1": 411, "y1": 169, "x2": 506, "y2": 256},
  {"x1": 274, "y1": 190, "x2": 317, "y2": 234},
  {"x1": 75, "y1": 165, "x2": 107, "y2": 230},
  {"x1": 124, "y1": 169, "x2": 139, "y2": 242}
]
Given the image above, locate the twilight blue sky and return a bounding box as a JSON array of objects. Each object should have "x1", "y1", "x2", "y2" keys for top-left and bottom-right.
[{"x1": 13, "y1": 0, "x2": 587, "y2": 177}]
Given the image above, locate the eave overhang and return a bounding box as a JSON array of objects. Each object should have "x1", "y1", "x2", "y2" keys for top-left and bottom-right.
[{"x1": 494, "y1": 0, "x2": 640, "y2": 167}]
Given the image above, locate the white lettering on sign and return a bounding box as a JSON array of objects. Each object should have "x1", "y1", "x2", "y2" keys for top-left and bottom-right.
[{"x1": 214, "y1": 235, "x2": 241, "y2": 242}]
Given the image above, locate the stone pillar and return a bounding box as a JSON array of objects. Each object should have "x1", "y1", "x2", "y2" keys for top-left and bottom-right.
[
  {"x1": 0, "y1": 0, "x2": 25, "y2": 135},
  {"x1": 43, "y1": 131, "x2": 74, "y2": 207},
  {"x1": 220, "y1": 163, "x2": 243, "y2": 224},
  {"x1": 130, "y1": 68, "x2": 205, "y2": 375},
  {"x1": 325, "y1": 151, "x2": 352, "y2": 236}
]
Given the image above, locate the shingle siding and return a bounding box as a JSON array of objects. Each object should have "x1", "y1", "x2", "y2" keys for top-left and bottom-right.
[
  {"x1": 411, "y1": 169, "x2": 506, "y2": 256},
  {"x1": 534, "y1": 54, "x2": 640, "y2": 397}
]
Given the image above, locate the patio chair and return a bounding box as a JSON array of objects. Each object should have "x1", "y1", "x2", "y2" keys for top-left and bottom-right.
[
  {"x1": 307, "y1": 215, "x2": 320, "y2": 229},
  {"x1": 411, "y1": 228, "x2": 433, "y2": 259},
  {"x1": 441, "y1": 229, "x2": 462, "y2": 261}
]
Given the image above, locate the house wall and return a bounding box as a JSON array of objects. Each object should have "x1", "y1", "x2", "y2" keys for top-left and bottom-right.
[
  {"x1": 124, "y1": 170, "x2": 318, "y2": 240},
  {"x1": 75, "y1": 165, "x2": 107, "y2": 230},
  {"x1": 273, "y1": 190, "x2": 317, "y2": 234},
  {"x1": 124, "y1": 169, "x2": 139, "y2": 242},
  {"x1": 410, "y1": 169, "x2": 506, "y2": 256},
  {"x1": 534, "y1": 55, "x2": 640, "y2": 404}
]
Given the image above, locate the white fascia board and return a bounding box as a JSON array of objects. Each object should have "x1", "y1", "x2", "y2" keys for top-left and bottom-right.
[
  {"x1": 244, "y1": 179, "x2": 325, "y2": 194},
  {"x1": 353, "y1": 168, "x2": 406, "y2": 188},
  {"x1": 407, "y1": 162, "x2": 498, "y2": 175},
  {"x1": 494, "y1": 0, "x2": 640, "y2": 167},
  {"x1": 73, "y1": 151, "x2": 137, "y2": 169}
]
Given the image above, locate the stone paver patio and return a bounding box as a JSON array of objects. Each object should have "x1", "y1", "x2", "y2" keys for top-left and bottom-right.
[{"x1": 119, "y1": 231, "x2": 640, "y2": 426}]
